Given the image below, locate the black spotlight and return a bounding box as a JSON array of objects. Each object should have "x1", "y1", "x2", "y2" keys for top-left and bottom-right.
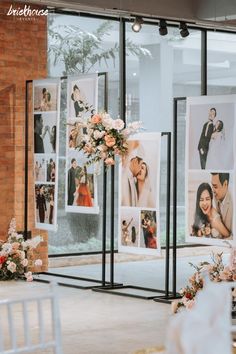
[
  {"x1": 159, "y1": 19, "x2": 168, "y2": 36},
  {"x1": 179, "y1": 22, "x2": 189, "y2": 38},
  {"x1": 132, "y1": 16, "x2": 143, "y2": 33}
]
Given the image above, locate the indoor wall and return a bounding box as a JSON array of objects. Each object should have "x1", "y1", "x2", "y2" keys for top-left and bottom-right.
[{"x1": 0, "y1": 1, "x2": 48, "y2": 270}]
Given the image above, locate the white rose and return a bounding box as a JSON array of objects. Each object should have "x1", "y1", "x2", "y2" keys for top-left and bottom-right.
[
  {"x1": 93, "y1": 130, "x2": 105, "y2": 140},
  {"x1": 112, "y1": 119, "x2": 124, "y2": 131},
  {"x1": 101, "y1": 114, "x2": 113, "y2": 130},
  {"x1": 128, "y1": 121, "x2": 142, "y2": 132},
  {"x1": 2, "y1": 243, "x2": 12, "y2": 254},
  {"x1": 34, "y1": 259, "x2": 43, "y2": 267},
  {"x1": 7, "y1": 261, "x2": 17, "y2": 273}
]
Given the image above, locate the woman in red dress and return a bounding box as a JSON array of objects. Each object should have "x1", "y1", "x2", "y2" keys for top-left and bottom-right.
[{"x1": 76, "y1": 166, "x2": 93, "y2": 207}]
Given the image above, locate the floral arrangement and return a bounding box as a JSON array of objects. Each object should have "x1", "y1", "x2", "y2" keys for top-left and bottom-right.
[
  {"x1": 0, "y1": 219, "x2": 42, "y2": 281},
  {"x1": 77, "y1": 112, "x2": 142, "y2": 166},
  {"x1": 172, "y1": 248, "x2": 236, "y2": 313}
]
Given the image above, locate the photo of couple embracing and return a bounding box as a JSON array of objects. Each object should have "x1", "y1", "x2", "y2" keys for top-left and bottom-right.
[{"x1": 121, "y1": 138, "x2": 160, "y2": 209}]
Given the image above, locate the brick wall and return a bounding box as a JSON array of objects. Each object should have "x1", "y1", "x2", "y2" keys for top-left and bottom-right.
[{"x1": 0, "y1": 1, "x2": 48, "y2": 271}]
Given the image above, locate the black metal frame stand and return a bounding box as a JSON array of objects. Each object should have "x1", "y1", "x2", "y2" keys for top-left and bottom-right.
[
  {"x1": 25, "y1": 72, "x2": 122, "y2": 289},
  {"x1": 93, "y1": 132, "x2": 178, "y2": 302}
]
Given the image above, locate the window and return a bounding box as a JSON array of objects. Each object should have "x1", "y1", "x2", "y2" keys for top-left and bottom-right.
[{"x1": 207, "y1": 31, "x2": 236, "y2": 95}]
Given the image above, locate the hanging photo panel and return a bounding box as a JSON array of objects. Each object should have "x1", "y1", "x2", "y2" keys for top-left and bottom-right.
[
  {"x1": 118, "y1": 132, "x2": 162, "y2": 255},
  {"x1": 33, "y1": 78, "x2": 60, "y2": 231},
  {"x1": 186, "y1": 95, "x2": 236, "y2": 246},
  {"x1": 65, "y1": 150, "x2": 99, "y2": 214},
  {"x1": 65, "y1": 74, "x2": 99, "y2": 214}
]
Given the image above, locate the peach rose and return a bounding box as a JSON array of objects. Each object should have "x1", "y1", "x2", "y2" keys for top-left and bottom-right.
[
  {"x1": 91, "y1": 114, "x2": 102, "y2": 124},
  {"x1": 104, "y1": 135, "x2": 116, "y2": 147}
]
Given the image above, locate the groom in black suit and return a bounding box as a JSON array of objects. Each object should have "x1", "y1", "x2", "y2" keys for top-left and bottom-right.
[{"x1": 197, "y1": 107, "x2": 216, "y2": 169}]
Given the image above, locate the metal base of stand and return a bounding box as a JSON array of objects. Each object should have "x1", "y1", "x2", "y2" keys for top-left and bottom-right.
[
  {"x1": 93, "y1": 285, "x2": 169, "y2": 300},
  {"x1": 35, "y1": 272, "x2": 122, "y2": 290},
  {"x1": 153, "y1": 293, "x2": 182, "y2": 304}
]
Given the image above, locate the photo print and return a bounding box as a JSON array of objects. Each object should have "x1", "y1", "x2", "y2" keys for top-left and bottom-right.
[
  {"x1": 120, "y1": 133, "x2": 161, "y2": 209},
  {"x1": 34, "y1": 81, "x2": 58, "y2": 112},
  {"x1": 34, "y1": 112, "x2": 57, "y2": 154},
  {"x1": 120, "y1": 208, "x2": 140, "y2": 248},
  {"x1": 66, "y1": 74, "x2": 98, "y2": 158},
  {"x1": 35, "y1": 184, "x2": 56, "y2": 231},
  {"x1": 33, "y1": 78, "x2": 60, "y2": 232},
  {"x1": 65, "y1": 150, "x2": 99, "y2": 214},
  {"x1": 186, "y1": 170, "x2": 234, "y2": 246},
  {"x1": 46, "y1": 155, "x2": 56, "y2": 183},
  {"x1": 34, "y1": 155, "x2": 46, "y2": 182},
  {"x1": 186, "y1": 96, "x2": 235, "y2": 171},
  {"x1": 118, "y1": 132, "x2": 162, "y2": 256},
  {"x1": 140, "y1": 210, "x2": 158, "y2": 249},
  {"x1": 67, "y1": 74, "x2": 98, "y2": 120},
  {"x1": 65, "y1": 74, "x2": 99, "y2": 215}
]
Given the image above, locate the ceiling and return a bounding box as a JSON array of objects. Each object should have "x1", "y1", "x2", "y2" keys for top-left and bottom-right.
[
  {"x1": 17, "y1": 0, "x2": 236, "y2": 29},
  {"x1": 15, "y1": 0, "x2": 236, "y2": 26}
]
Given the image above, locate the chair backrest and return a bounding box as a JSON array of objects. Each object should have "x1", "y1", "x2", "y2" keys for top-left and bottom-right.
[{"x1": 0, "y1": 282, "x2": 63, "y2": 354}]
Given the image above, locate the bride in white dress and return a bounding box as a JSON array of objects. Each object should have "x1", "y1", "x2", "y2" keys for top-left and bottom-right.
[
  {"x1": 206, "y1": 120, "x2": 225, "y2": 170},
  {"x1": 136, "y1": 162, "x2": 155, "y2": 208}
]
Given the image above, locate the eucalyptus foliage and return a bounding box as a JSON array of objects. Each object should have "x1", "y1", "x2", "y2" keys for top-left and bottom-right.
[{"x1": 48, "y1": 20, "x2": 151, "y2": 74}]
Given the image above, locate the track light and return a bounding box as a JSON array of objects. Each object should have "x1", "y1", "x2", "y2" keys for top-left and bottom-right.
[
  {"x1": 179, "y1": 22, "x2": 189, "y2": 38},
  {"x1": 132, "y1": 16, "x2": 143, "y2": 33},
  {"x1": 159, "y1": 19, "x2": 168, "y2": 36}
]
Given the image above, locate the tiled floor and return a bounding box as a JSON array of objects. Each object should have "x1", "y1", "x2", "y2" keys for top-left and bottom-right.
[{"x1": 0, "y1": 251, "x2": 231, "y2": 354}]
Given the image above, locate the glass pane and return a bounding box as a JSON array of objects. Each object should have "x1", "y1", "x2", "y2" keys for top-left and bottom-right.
[
  {"x1": 207, "y1": 31, "x2": 236, "y2": 94},
  {"x1": 47, "y1": 14, "x2": 119, "y2": 255},
  {"x1": 125, "y1": 23, "x2": 201, "y2": 245}
]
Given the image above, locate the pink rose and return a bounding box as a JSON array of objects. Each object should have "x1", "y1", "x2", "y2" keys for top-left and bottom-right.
[
  {"x1": 91, "y1": 114, "x2": 102, "y2": 124},
  {"x1": 26, "y1": 275, "x2": 33, "y2": 282},
  {"x1": 104, "y1": 135, "x2": 116, "y2": 147},
  {"x1": 21, "y1": 258, "x2": 28, "y2": 267},
  {"x1": 25, "y1": 271, "x2": 33, "y2": 282}
]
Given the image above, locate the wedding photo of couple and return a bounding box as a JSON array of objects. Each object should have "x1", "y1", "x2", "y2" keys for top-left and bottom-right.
[
  {"x1": 67, "y1": 76, "x2": 97, "y2": 120},
  {"x1": 67, "y1": 157, "x2": 94, "y2": 208},
  {"x1": 119, "y1": 208, "x2": 158, "y2": 251},
  {"x1": 121, "y1": 138, "x2": 160, "y2": 209},
  {"x1": 120, "y1": 209, "x2": 139, "y2": 248},
  {"x1": 34, "y1": 82, "x2": 58, "y2": 112},
  {"x1": 188, "y1": 102, "x2": 234, "y2": 170},
  {"x1": 188, "y1": 171, "x2": 233, "y2": 241}
]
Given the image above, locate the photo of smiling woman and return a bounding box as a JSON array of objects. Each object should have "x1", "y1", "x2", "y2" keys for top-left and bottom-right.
[
  {"x1": 191, "y1": 182, "x2": 230, "y2": 238},
  {"x1": 187, "y1": 171, "x2": 234, "y2": 245}
]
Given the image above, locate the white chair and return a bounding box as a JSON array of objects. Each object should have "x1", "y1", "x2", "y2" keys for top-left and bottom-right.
[{"x1": 0, "y1": 282, "x2": 63, "y2": 354}]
